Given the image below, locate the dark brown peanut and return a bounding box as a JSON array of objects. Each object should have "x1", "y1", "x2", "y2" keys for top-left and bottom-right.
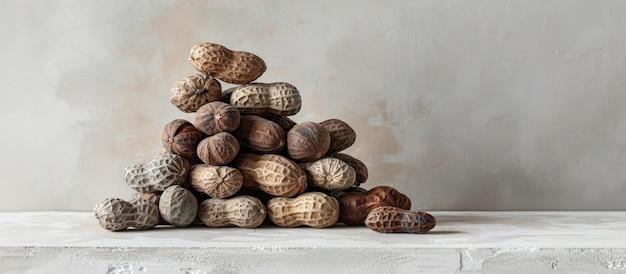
[
  {"x1": 365, "y1": 206, "x2": 436, "y2": 233},
  {"x1": 320, "y1": 119, "x2": 356, "y2": 154},
  {"x1": 338, "y1": 186, "x2": 411, "y2": 225},
  {"x1": 162, "y1": 119, "x2": 203, "y2": 164},
  {"x1": 234, "y1": 115, "x2": 285, "y2": 153}
]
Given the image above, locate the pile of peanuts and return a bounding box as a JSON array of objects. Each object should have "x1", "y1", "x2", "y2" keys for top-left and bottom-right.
[{"x1": 94, "y1": 42, "x2": 436, "y2": 234}]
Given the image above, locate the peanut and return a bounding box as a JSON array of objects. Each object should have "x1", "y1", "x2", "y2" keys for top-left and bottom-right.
[
  {"x1": 194, "y1": 101, "x2": 241, "y2": 136},
  {"x1": 338, "y1": 186, "x2": 411, "y2": 225},
  {"x1": 198, "y1": 195, "x2": 266, "y2": 228},
  {"x1": 234, "y1": 153, "x2": 307, "y2": 197},
  {"x1": 93, "y1": 198, "x2": 159, "y2": 231},
  {"x1": 234, "y1": 115, "x2": 285, "y2": 153},
  {"x1": 229, "y1": 82, "x2": 302, "y2": 116},
  {"x1": 189, "y1": 42, "x2": 266, "y2": 84},
  {"x1": 196, "y1": 132, "x2": 240, "y2": 165},
  {"x1": 320, "y1": 119, "x2": 356, "y2": 154},
  {"x1": 162, "y1": 119, "x2": 203, "y2": 164},
  {"x1": 159, "y1": 185, "x2": 198, "y2": 227},
  {"x1": 287, "y1": 122, "x2": 331, "y2": 161},
  {"x1": 267, "y1": 192, "x2": 339, "y2": 228},
  {"x1": 365, "y1": 206, "x2": 436, "y2": 233},
  {"x1": 298, "y1": 157, "x2": 356, "y2": 191},
  {"x1": 332, "y1": 153, "x2": 369, "y2": 186},
  {"x1": 124, "y1": 153, "x2": 190, "y2": 193},
  {"x1": 190, "y1": 165, "x2": 243, "y2": 198},
  {"x1": 170, "y1": 74, "x2": 222, "y2": 113}
]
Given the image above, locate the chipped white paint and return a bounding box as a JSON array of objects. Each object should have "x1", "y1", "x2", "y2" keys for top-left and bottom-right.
[
  {"x1": 1, "y1": 212, "x2": 625, "y2": 273},
  {"x1": 3, "y1": 1, "x2": 626, "y2": 210}
]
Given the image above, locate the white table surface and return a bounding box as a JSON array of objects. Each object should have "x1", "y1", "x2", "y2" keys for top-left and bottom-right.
[{"x1": 1, "y1": 211, "x2": 625, "y2": 273}]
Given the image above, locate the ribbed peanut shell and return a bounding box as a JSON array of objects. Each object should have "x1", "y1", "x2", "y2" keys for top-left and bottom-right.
[
  {"x1": 197, "y1": 132, "x2": 240, "y2": 165},
  {"x1": 338, "y1": 186, "x2": 412, "y2": 226},
  {"x1": 130, "y1": 192, "x2": 162, "y2": 205},
  {"x1": 198, "y1": 195, "x2": 266, "y2": 228},
  {"x1": 93, "y1": 198, "x2": 159, "y2": 231},
  {"x1": 170, "y1": 74, "x2": 222, "y2": 113},
  {"x1": 365, "y1": 206, "x2": 436, "y2": 234},
  {"x1": 267, "y1": 192, "x2": 339, "y2": 228},
  {"x1": 234, "y1": 115, "x2": 285, "y2": 153},
  {"x1": 194, "y1": 101, "x2": 241, "y2": 136},
  {"x1": 234, "y1": 153, "x2": 307, "y2": 197},
  {"x1": 190, "y1": 165, "x2": 243, "y2": 198},
  {"x1": 229, "y1": 82, "x2": 302, "y2": 116},
  {"x1": 298, "y1": 157, "x2": 356, "y2": 191},
  {"x1": 332, "y1": 153, "x2": 369, "y2": 186},
  {"x1": 320, "y1": 119, "x2": 356, "y2": 154},
  {"x1": 124, "y1": 153, "x2": 190, "y2": 193},
  {"x1": 189, "y1": 42, "x2": 266, "y2": 84},
  {"x1": 287, "y1": 122, "x2": 330, "y2": 161},
  {"x1": 162, "y1": 119, "x2": 203, "y2": 163},
  {"x1": 159, "y1": 185, "x2": 198, "y2": 227}
]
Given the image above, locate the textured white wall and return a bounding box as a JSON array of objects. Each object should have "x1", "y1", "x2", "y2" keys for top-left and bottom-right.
[{"x1": 2, "y1": 0, "x2": 626, "y2": 210}]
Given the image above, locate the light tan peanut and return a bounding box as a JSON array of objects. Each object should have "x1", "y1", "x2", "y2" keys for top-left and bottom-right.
[
  {"x1": 287, "y1": 122, "x2": 331, "y2": 161},
  {"x1": 234, "y1": 115, "x2": 285, "y2": 153},
  {"x1": 130, "y1": 192, "x2": 162, "y2": 205},
  {"x1": 124, "y1": 153, "x2": 190, "y2": 193},
  {"x1": 229, "y1": 82, "x2": 302, "y2": 116},
  {"x1": 196, "y1": 132, "x2": 240, "y2": 165},
  {"x1": 198, "y1": 195, "x2": 266, "y2": 228},
  {"x1": 234, "y1": 153, "x2": 307, "y2": 197},
  {"x1": 94, "y1": 198, "x2": 159, "y2": 231},
  {"x1": 194, "y1": 101, "x2": 241, "y2": 136},
  {"x1": 320, "y1": 119, "x2": 356, "y2": 154},
  {"x1": 267, "y1": 192, "x2": 339, "y2": 228},
  {"x1": 170, "y1": 74, "x2": 222, "y2": 113},
  {"x1": 365, "y1": 206, "x2": 436, "y2": 234},
  {"x1": 189, "y1": 42, "x2": 266, "y2": 84},
  {"x1": 162, "y1": 119, "x2": 203, "y2": 164},
  {"x1": 338, "y1": 186, "x2": 412, "y2": 225},
  {"x1": 159, "y1": 185, "x2": 198, "y2": 227},
  {"x1": 190, "y1": 165, "x2": 243, "y2": 198},
  {"x1": 298, "y1": 157, "x2": 356, "y2": 191},
  {"x1": 332, "y1": 153, "x2": 369, "y2": 186}
]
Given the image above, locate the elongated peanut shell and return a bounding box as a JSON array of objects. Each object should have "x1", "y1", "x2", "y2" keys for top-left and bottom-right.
[
  {"x1": 124, "y1": 153, "x2": 190, "y2": 193},
  {"x1": 194, "y1": 101, "x2": 241, "y2": 136},
  {"x1": 94, "y1": 198, "x2": 159, "y2": 231},
  {"x1": 196, "y1": 132, "x2": 240, "y2": 165},
  {"x1": 365, "y1": 206, "x2": 436, "y2": 233},
  {"x1": 267, "y1": 192, "x2": 339, "y2": 228},
  {"x1": 198, "y1": 195, "x2": 266, "y2": 228},
  {"x1": 170, "y1": 74, "x2": 222, "y2": 113},
  {"x1": 159, "y1": 185, "x2": 198, "y2": 227},
  {"x1": 234, "y1": 153, "x2": 307, "y2": 197},
  {"x1": 338, "y1": 186, "x2": 411, "y2": 225},
  {"x1": 229, "y1": 82, "x2": 302, "y2": 116},
  {"x1": 234, "y1": 115, "x2": 285, "y2": 153},
  {"x1": 320, "y1": 119, "x2": 356, "y2": 154},
  {"x1": 190, "y1": 165, "x2": 243, "y2": 198},
  {"x1": 298, "y1": 157, "x2": 356, "y2": 191},
  {"x1": 287, "y1": 122, "x2": 330, "y2": 161},
  {"x1": 189, "y1": 42, "x2": 266, "y2": 84}
]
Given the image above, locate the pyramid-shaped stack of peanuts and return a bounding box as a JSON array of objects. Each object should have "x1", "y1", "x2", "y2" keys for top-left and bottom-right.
[{"x1": 93, "y1": 42, "x2": 436, "y2": 234}]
